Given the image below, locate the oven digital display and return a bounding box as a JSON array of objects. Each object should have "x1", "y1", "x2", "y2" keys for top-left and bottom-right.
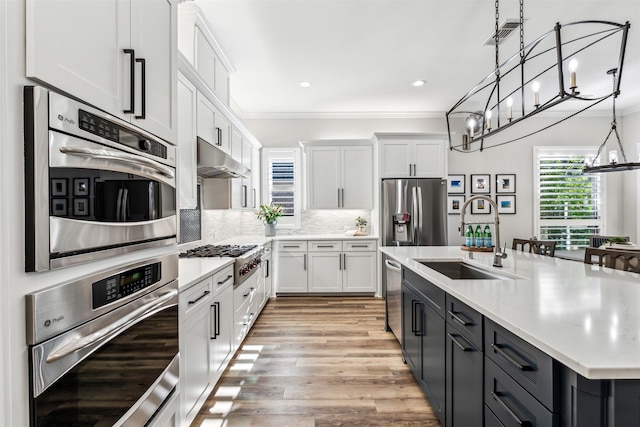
[{"x1": 92, "y1": 263, "x2": 161, "y2": 309}]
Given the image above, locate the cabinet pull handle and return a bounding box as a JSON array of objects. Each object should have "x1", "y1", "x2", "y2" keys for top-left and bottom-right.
[
  {"x1": 351, "y1": 244, "x2": 369, "y2": 248},
  {"x1": 491, "y1": 391, "x2": 532, "y2": 427},
  {"x1": 337, "y1": 188, "x2": 341, "y2": 207},
  {"x1": 342, "y1": 253, "x2": 346, "y2": 270},
  {"x1": 242, "y1": 185, "x2": 247, "y2": 208},
  {"x1": 338, "y1": 254, "x2": 342, "y2": 270},
  {"x1": 123, "y1": 49, "x2": 135, "y2": 114},
  {"x1": 341, "y1": 188, "x2": 344, "y2": 207},
  {"x1": 243, "y1": 287, "x2": 254, "y2": 298},
  {"x1": 490, "y1": 343, "x2": 533, "y2": 371},
  {"x1": 447, "y1": 310, "x2": 473, "y2": 326},
  {"x1": 188, "y1": 290, "x2": 210, "y2": 305},
  {"x1": 447, "y1": 333, "x2": 473, "y2": 351},
  {"x1": 265, "y1": 259, "x2": 269, "y2": 278},
  {"x1": 252, "y1": 188, "x2": 256, "y2": 208},
  {"x1": 216, "y1": 127, "x2": 222, "y2": 146},
  {"x1": 217, "y1": 275, "x2": 232, "y2": 285},
  {"x1": 283, "y1": 245, "x2": 300, "y2": 248},
  {"x1": 304, "y1": 254, "x2": 307, "y2": 270},
  {"x1": 412, "y1": 300, "x2": 422, "y2": 336},
  {"x1": 134, "y1": 57, "x2": 146, "y2": 119},
  {"x1": 210, "y1": 302, "x2": 220, "y2": 339},
  {"x1": 317, "y1": 245, "x2": 334, "y2": 248}
]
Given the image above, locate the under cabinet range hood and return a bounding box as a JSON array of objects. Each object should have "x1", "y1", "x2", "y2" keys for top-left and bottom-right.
[{"x1": 197, "y1": 137, "x2": 249, "y2": 179}]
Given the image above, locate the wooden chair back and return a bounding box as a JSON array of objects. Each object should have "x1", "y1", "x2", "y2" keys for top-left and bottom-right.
[
  {"x1": 589, "y1": 235, "x2": 630, "y2": 248},
  {"x1": 512, "y1": 238, "x2": 557, "y2": 257},
  {"x1": 583, "y1": 248, "x2": 640, "y2": 273}
]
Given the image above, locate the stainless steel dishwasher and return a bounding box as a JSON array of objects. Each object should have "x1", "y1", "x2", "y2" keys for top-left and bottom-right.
[{"x1": 384, "y1": 254, "x2": 403, "y2": 344}]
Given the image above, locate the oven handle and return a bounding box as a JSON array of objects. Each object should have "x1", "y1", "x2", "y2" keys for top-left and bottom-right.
[
  {"x1": 59, "y1": 146, "x2": 175, "y2": 179},
  {"x1": 46, "y1": 289, "x2": 178, "y2": 363}
]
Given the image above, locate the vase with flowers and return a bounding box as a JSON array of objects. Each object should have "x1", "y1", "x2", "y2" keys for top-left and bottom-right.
[
  {"x1": 257, "y1": 203, "x2": 283, "y2": 236},
  {"x1": 355, "y1": 216, "x2": 368, "y2": 235}
]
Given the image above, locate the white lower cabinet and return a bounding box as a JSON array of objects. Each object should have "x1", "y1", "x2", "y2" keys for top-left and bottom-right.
[
  {"x1": 179, "y1": 276, "x2": 213, "y2": 425},
  {"x1": 234, "y1": 273, "x2": 258, "y2": 349},
  {"x1": 275, "y1": 239, "x2": 377, "y2": 294},
  {"x1": 211, "y1": 282, "x2": 233, "y2": 379}
]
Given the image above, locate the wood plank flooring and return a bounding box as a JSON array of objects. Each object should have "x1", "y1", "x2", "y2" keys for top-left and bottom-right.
[{"x1": 192, "y1": 296, "x2": 440, "y2": 426}]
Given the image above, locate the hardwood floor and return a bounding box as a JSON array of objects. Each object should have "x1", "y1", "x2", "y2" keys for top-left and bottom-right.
[{"x1": 192, "y1": 296, "x2": 440, "y2": 426}]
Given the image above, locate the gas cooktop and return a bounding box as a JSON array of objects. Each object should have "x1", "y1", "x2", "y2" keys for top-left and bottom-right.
[{"x1": 179, "y1": 244, "x2": 258, "y2": 258}]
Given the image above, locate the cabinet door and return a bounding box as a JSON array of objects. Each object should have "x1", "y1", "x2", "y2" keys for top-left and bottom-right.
[
  {"x1": 307, "y1": 146, "x2": 340, "y2": 209},
  {"x1": 342, "y1": 252, "x2": 376, "y2": 292},
  {"x1": 308, "y1": 252, "x2": 342, "y2": 292},
  {"x1": 26, "y1": 0, "x2": 130, "y2": 121},
  {"x1": 215, "y1": 106, "x2": 232, "y2": 155},
  {"x1": 421, "y1": 304, "x2": 446, "y2": 424},
  {"x1": 195, "y1": 26, "x2": 217, "y2": 92},
  {"x1": 214, "y1": 58, "x2": 230, "y2": 105},
  {"x1": 251, "y1": 147, "x2": 261, "y2": 209},
  {"x1": 264, "y1": 254, "x2": 273, "y2": 301},
  {"x1": 402, "y1": 284, "x2": 422, "y2": 376},
  {"x1": 231, "y1": 127, "x2": 243, "y2": 162},
  {"x1": 380, "y1": 141, "x2": 412, "y2": 178},
  {"x1": 130, "y1": 0, "x2": 177, "y2": 143},
  {"x1": 275, "y1": 253, "x2": 308, "y2": 293},
  {"x1": 341, "y1": 146, "x2": 372, "y2": 209},
  {"x1": 197, "y1": 93, "x2": 217, "y2": 147},
  {"x1": 446, "y1": 324, "x2": 483, "y2": 427},
  {"x1": 181, "y1": 302, "x2": 211, "y2": 421},
  {"x1": 211, "y1": 285, "x2": 233, "y2": 377},
  {"x1": 177, "y1": 73, "x2": 197, "y2": 209},
  {"x1": 413, "y1": 140, "x2": 446, "y2": 178}
]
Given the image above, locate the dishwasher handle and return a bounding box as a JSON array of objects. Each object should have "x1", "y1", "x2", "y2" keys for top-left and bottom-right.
[{"x1": 385, "y1": 259, "x2": 401, "y2": 272}]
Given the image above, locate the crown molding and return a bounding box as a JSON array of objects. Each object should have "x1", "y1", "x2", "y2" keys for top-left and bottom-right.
[{"x1": 236, "y1": 111, "x2": 447, "y2": 120}]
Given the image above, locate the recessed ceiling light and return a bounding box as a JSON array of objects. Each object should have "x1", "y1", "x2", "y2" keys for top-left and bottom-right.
[
  {"x1": 298, "y1": 81, "x2": 312, "y2": 88},
  {"x1": 412, "y1": 80, "x2": 426, "y2": 87}
]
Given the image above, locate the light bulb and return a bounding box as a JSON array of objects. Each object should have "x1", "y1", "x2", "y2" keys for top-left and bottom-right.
[
  {"x1": 569, "y1": 58, "x2": 578, "y2": 89},
  {"x1": 468, "y1": 118, "x2": 477, "y2": 138},
  {"x1": 506, "y1": 97, "x2": 513, "y2": 120},
  {"x1": 569, "y1": 59, "x2": 578, "y2": 72},
  {"x1": 532, "y1": 81, "x2": 540, "y2": 107},
  {"x1": 485, "y1": 110, "x2": 492, "y2": 130}
]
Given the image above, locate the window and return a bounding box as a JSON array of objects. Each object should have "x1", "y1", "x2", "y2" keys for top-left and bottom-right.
[
  {"x1": 262, "y1": 148, "x2": 301, "y2": 228},
  {"x1": 534, "y1": 147, "x2": 605, "y2": 250}
]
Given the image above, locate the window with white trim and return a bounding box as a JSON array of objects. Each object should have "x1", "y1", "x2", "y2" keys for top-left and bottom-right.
[
  {"x1": 534, "y1": 147, "x2": 604, "y2": 250},
  {"x1": 262, "y1": 148, "x2": 301, "y2": 228}
]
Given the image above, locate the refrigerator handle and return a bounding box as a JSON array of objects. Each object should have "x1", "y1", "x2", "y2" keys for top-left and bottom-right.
[
  {"x1": 416, "y1": 186, "x2": 424, "y2": 245},
  {"x1": 411, "y1": 186, "x2": 418, "y2": 245}
]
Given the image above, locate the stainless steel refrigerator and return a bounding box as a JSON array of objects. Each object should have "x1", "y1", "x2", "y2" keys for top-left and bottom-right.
[{"x1": 382, "y1": 178, "x2": 448, "y2": 343}]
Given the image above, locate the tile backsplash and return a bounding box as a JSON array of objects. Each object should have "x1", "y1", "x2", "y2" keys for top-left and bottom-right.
[{"x1": 201, "y1": 209, "x2": 372, "y2": 242}]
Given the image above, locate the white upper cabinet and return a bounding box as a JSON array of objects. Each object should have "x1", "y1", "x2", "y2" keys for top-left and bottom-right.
[
  {"x1": 377, "y1": 134, "x2": 447, "y2": 178},
  {"x1": 178, "y1": 3, "x2": 231, "y2": 105},
  {"x1": 303, "y1": 141, "x2": 373, "y2": 210},
  {"x1": 26, "y1": 0, "x2": 177, "y2": 144},
  {"x1": 177, "y1": 72, "x2": 198, "y2": 209}
]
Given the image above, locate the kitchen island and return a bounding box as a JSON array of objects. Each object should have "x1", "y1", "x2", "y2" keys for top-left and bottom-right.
[{"x1": 381, "y1": 245, "x2": 640, "y2": 427}]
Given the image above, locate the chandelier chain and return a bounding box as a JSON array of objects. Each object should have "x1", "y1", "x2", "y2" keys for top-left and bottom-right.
[
  {"x1": 495, "y1": 0, "x2": 500, "y2": 73},
  {"x1": 519, "y1": 0, "x2": 524, "y2": 55}
]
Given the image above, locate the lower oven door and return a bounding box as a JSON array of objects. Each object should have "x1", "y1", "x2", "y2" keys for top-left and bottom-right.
[{"x1": 29, "y1": 281, "x2": 179, "y2": 427}]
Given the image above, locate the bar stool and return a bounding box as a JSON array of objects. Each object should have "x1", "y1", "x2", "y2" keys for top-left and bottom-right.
[{"x1": 512, "y1": 238, "x2": 556, "y2": 257}]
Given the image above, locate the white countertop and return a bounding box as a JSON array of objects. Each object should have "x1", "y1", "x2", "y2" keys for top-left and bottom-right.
[
  {"x1": 380, "y1": 246, "x2": 640, "y2": 380},
  {"x1": 271, "y1": 234, "x2": 378, "y2": 240}
]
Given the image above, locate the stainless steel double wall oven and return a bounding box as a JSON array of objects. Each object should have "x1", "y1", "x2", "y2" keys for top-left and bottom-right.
[
  {"x1": 26, "y1": 253, "x2": 179, "y2": 426},
  {"x1": 24, "y1": 86, "x2": 177, "y2": 272}
]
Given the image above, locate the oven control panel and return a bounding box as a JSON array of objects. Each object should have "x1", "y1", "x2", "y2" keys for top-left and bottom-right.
[{"x1": 92, "y1": 262, "x2": 161, "y2": 309}]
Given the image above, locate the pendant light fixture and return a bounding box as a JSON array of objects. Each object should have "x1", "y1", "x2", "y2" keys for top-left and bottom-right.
[
  {"x1": 582, "y1": 68, "x2": 640, "y2": 173},
  {"x1": 445, "y1": 0, "x2": 630, "y2": 153}
]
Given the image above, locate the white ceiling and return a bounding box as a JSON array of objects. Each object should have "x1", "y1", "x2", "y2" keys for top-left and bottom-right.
[{"x1": 195, "y1": 0, "x2": 640, "y2": 117}]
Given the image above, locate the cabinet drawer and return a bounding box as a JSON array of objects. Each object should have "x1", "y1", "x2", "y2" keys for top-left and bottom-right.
[
  {"x1": 402, "y1": 267, "x2": 445, "y2": 317},
  {"x1": 446, "y1": 294, "x2": 483, "y2": 349},
  {"x1": 485, "y1": 357, "x2": 559, "y2": 427},
  {"x1": 309, "y1": 240, "x2": 342, "y2": 251},
  {"x1": 234, "y1": 278, "x2": 257, "y2": 313},
  {"x1": 276, "y1": 240, "x2": 308, "y2": 252},
  {"x1": 343, "y1": 240, "x2": 376, "y2": 251},
  {"x1": 212, "y1": 265, "x2": 234, "y2": 294},
  {"x1": 485, "y1": 318, "x2": 559, "y2": 412},
  {"x1": 180, "y1": 277, "x2": 212, "y2": 316}
]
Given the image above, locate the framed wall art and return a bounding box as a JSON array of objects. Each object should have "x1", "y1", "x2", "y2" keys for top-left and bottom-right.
[
  {"x1": 471, "y1": 174, "x2": 491, "y2": 194},
  {"x1": 496, "y1": 174, "x2": 516, "y2": 193},
  {"x1": 447, "y1": 195, "x2": 465, "y2": 215},
  {"x1": 471, "y1": 197, "x2": 492, "y2": 214},
  {"x1": 496, "y1": 195, "x2": 516, "y2": 214},
  {"x1": 447, "y1": 174, "x2": 465, "y2": 194}
]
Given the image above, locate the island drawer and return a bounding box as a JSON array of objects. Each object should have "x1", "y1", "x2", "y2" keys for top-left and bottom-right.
[
  {"x1": 485, "y1": 357, "x2": 559, "y2": 427},
  {"x1": 485, "y1": 318, "x2": 559, "y2": 412},
  {"x1": 308, "y1": 240, "x2": 342, "y2": 251},
  {"x1": 276, "y1": 241, "x2": 308, "y2": 252},
  {"x1": 343, "y1": 240, "x2": 376, "y2": 251},
  {"x1": 445, "y1": 294, "x2": 483, "y2": 349},
  {"x1": 212, "y1": 264, "x2": 234, "y2": 294},
  {"x1": 402, "y1": 267, "x2": 445, "y2": 317}
]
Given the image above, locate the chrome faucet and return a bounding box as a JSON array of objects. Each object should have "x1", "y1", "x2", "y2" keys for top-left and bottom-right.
[{"x1": 459, "y1": 195, "x2": 508, "y2": 267}]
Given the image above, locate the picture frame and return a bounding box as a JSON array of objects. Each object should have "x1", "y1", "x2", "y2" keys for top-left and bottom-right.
[
  {"x1": 447, "y1": 174, "x2": 465, "y2": 194},
  {"x1": 447, "y1": 195, "x2": 465, "y2": 215},
  {"x1": 496, "y1": 195, "x2": 516, "y2": 214},
  {"x1": 471, "y1": 198, "x2": 492, "y2": 214},
  {"x1": 471, "y1": 174, "x2": 491, "y2": 194},
  {"x1": 496, "y1": 174, "x2": 516, "y2": 193}
]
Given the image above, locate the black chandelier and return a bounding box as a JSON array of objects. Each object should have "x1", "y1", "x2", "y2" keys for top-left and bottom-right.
[{"x1": 445, "y1": 0, "x2": 630, "y2": 153}]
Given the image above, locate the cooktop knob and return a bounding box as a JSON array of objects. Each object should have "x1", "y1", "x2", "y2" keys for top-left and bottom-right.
[{"x1": 139, "y1": 139, "x2": 151, "y2": 151}]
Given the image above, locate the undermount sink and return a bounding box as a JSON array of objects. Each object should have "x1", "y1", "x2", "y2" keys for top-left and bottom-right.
[{"x1": 418, "y1": 260, "x2": 514, "y2": 281}]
